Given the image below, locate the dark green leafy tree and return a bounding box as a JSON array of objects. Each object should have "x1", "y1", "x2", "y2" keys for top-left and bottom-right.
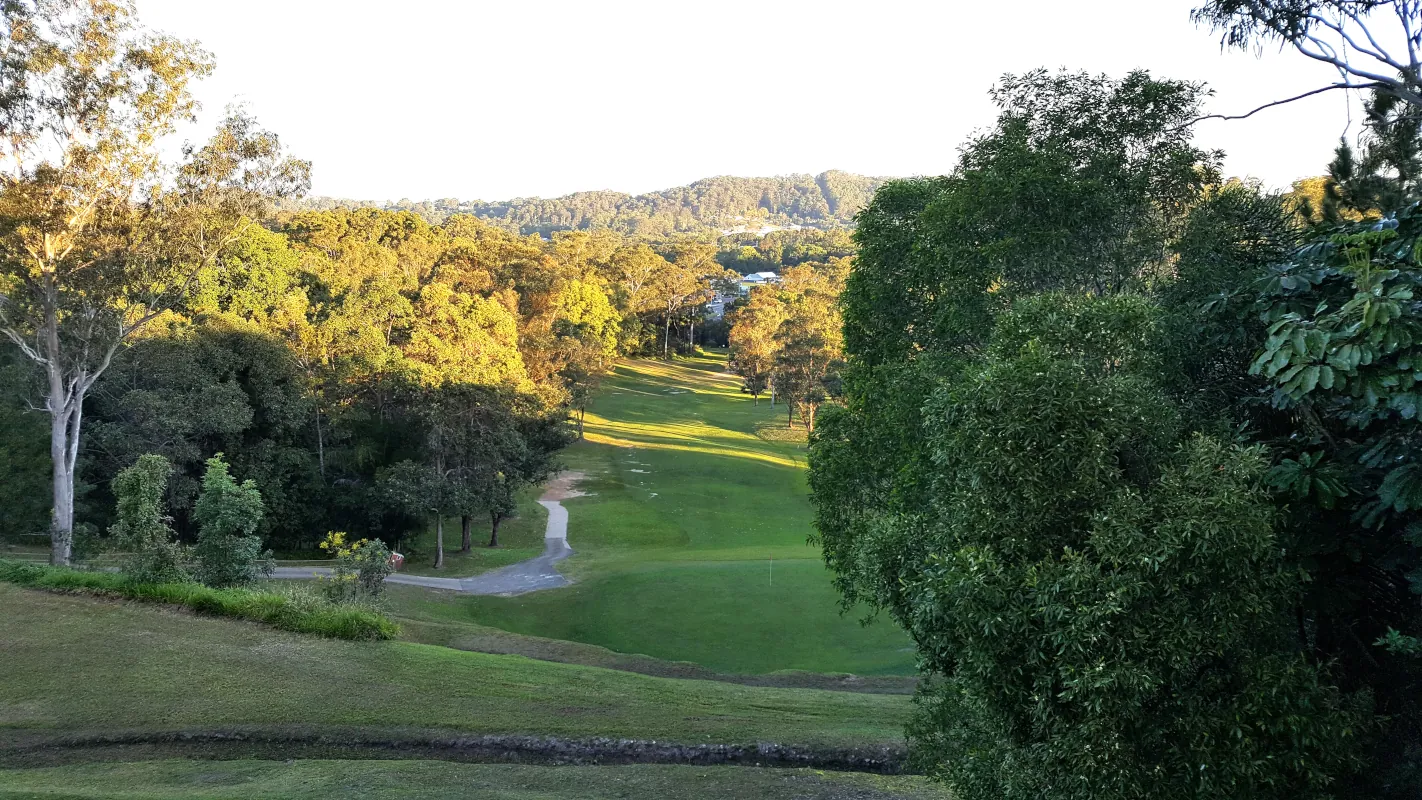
[
  {"x1": 0, "y1": 351, "x2": 48, "y2": 541},
  {"x1": 191, "y1": 454, "x2": 270, "y2": 587},
  {"x1": 812, "y1": 70, "x2": 1374, "y2": 800},
  {"x1": 821, "y1": 69, "x2": 1220, "y2": 607},
  {"x1": 482, "y1": 390, "x2": 570, "y2": 547},
  {"x1": 818, "y1": 294, "x2": 1366, "y2": 800},
  {"x1": 1206, "y1": 213, "x2": 1422, "y2": 792},
  {"x1": 378, "y1": 459, "x2": 460, "y2": 569},
  {"x1": 1159, "y1": 181, "x2": 1303, "y2": 428},
  {"x1": 83, "y1": 324, "x2": 321, "y2": 548}
]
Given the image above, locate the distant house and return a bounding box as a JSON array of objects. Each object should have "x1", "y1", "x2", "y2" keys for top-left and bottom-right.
[{"x1": 738, "y1": 271, "x2": 781, "y2": 294}]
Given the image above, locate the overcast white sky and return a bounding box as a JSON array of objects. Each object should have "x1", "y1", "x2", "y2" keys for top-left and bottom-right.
[{"x1": 134, "y1": 0, "x2": 1368, "y2": 202}]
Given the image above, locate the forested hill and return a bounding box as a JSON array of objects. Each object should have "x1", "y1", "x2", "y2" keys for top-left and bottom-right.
[{"x1": 296, "y1": 170, "x2": 890, "y2": 236}]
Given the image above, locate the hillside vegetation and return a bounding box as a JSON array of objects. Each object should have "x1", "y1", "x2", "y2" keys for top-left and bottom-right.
[{"x1": 298, "y1": 171, "x2": 889, "y2": 235}]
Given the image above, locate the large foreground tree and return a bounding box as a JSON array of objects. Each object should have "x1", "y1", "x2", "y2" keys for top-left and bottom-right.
[
  {"x1": 810, "y1": 70, "x2": 1369, "y2": 799},
  {"x1": 0, "y1": 0, "x2": 308, "y2": 564}
]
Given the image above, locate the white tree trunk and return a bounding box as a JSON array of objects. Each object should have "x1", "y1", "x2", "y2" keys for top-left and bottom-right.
[{"x1": 47, "y1": 387, "x2": 81, "y2": 566}]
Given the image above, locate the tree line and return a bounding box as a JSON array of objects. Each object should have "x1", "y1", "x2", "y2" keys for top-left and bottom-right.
[
  {"x1": 298, "y1": 171, "x2": 887, "y2": 237},
  {"x1": 0, "y1": 0, "x2": 767, "y2": 569}
]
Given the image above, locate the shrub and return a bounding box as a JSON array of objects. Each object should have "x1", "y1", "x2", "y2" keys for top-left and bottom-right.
[
  {"x1": 0, "y1": 559, "x2": 398, "y2": 641},
  {"x1": 108, "y1": 454, "x2": 189, "y2": 584},
  {"x1": 318, "y1": 531, "x2": 394, "y2": 601},
  {"x1": 191, "y1": 454, "x2": 271, "y2": 588}
]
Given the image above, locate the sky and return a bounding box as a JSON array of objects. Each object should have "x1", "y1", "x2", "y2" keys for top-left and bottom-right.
[{"x1": 133, "y1": 0, "x2": 1370, "y2": 202}]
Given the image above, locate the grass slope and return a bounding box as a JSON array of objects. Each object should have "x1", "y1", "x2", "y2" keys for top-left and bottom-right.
[
  {"x1": 0, "y1": 585, "x2": 907, "y2": 751},
  {"x1": 388, "y1": 353, "x2": 914, "y2": 676},
  {"x1": 0, "y1": 760, "x2": 951, "y2": 799}
]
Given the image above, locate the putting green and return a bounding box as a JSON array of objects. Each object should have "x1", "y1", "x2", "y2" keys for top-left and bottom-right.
[{"x1": 387, "y1": 353, "x2": 915, "y2": 676}]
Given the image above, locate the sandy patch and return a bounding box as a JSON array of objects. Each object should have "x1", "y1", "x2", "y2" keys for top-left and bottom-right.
[{"x1": 539, "y1": 470, "x2": 587, "y2": 502}]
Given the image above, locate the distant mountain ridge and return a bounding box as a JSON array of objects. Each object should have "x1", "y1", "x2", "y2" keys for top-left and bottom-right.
[{"x1": 294, "y1": 170, "x2": 891, "y2": 237}]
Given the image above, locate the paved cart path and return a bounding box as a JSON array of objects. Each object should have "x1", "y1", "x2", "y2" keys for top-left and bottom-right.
[{"x1": 269, "y1": 472, "x2": 583, "y2": 596}]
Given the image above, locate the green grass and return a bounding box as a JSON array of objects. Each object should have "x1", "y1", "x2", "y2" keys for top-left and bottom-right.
[
  {"x1": 0, "y1": 560, "x2": 396, "y2": 641},
  {"x1": 385, "y1": 352, "x2": 916, "y2": 676},
  {"x1": 399, "y1": 561, "x2": 912, "y2": 676},
  {"x1": 393, "y1": 603, "x2": 917, "y2": 694},
  {"x1": 0, "y1": 584, "x2": 909, "y2": 750},
  {"x1": 0, "y1": 760, "x2": 951, "y2": 799}
]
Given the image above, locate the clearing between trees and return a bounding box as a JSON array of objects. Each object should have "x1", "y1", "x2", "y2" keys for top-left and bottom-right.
[{"x1": 382, "y1": 352, "x2": 915, "y2": 677}]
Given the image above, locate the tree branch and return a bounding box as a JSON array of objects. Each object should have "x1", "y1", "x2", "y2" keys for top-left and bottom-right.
[
  {"x1": 1399, "y1": 1, "x2": 1420, "y2": 72},
  {"x1": 1178, "y1": 82, "x2": 1379, "y2": 128},
  {"x1": 1311, "y1": 11, "x2": 1403, "y2": 72},
  {"x1": 0, "y1": 323, "x2": 49, "y2": 365},
  {"x1": 1293, "y1": 30, "x2": 1422, "y2": 107}
]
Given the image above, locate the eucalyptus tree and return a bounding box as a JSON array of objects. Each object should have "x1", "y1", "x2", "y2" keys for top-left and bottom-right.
[
  {"x1": 728, "y1": 287, "x2": 788, "y2": 405},
  {"x1": 1195, "y1": 0, "x2": 1422, "y2": 117},
  {"x1": 0, "y1": 0, "x2": 308, "y2": 565}
]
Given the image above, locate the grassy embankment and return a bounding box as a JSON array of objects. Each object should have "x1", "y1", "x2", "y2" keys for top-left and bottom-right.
[
  {"x1": 387, "y1": 352, "x2": 915, "y2": 677},
  {"x1": 0, "y1": 584, "x2": 908, "y2": 752},
  {"x1": 0, "y1": 760, "x2": 950, "y2": 799},
  {"x1": 0, "y1": 560, "x2": 396, "y2": 641}
]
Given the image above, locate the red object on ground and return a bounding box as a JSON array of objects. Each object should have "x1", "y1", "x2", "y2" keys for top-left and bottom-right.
[{"x1": 388, "y1": 552, "x2": 405, "y2": 571}]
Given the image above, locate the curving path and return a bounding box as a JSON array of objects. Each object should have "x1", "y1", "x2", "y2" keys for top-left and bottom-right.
[{"x1": 268, "y1": 472, "x2": 583, "y2": 596}]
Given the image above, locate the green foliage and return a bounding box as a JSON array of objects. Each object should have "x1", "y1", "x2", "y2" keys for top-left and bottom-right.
[
  {"x1": 823, "y1": 294, "x2": 1366, "y2": 798},
  {"x1": 822, "y1": 68, "x2": 1223, "y2": 618},
  {"x1": 1175, "y1": 204, "x2": 1422, "y2": 794},
  {"x1": 0, "y1": 352, "x2": 49, "y2": 541},
  {"x1": 109, "y1": 454, "x2": 189, "y2": 585},
  {"x1": 1159, "y1": 181, "x2": 1302, "y2": 428},
  {"x1": 192, "y1": 454, "x2": 271, "y2": 588},
  {"x1": 82, "y1": 312, "x2": 321, "y2": 550},
  {"x1": 813, "y1": 67, "x2": 1383, "y2": 794},
  {"x1": 318, "y1": 531, "x2": 394, "y2": 601},
  {"x1": 0, "y1": 559, "x2": 397, "y2": 641},
  {"x1": 555, "y1": 277, "x2": 622, "y2": 360}
]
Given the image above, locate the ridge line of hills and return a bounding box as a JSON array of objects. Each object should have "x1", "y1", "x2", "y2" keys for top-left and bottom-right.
[{"x1": 291, "y1": 170, "x2": 893, "y2": 237}]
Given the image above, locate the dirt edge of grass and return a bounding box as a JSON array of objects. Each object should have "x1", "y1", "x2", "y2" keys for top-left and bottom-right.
[{"x1": 0, "y1": 728, "x2": 909, "y2": 775}]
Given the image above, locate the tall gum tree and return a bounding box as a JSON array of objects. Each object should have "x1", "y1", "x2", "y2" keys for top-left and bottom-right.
[
  {"x1": 0, "y1": 0, "x2": 308, "y2": 565},
  {"x1": 1194, "y1": 0, "x2": 1422, "y2": 119}
]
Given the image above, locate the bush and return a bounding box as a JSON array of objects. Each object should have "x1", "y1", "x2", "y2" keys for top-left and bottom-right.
[
  {"x1": 317, "y1": 531, "x2": 394, "y2": 601},
  {"x1": 109, "y1": 454, "x2": 189, "y2": 584},
  {"x1": 192, "y1": 454, "x2": 271, "y2": 588},
  {"x1": 0, "y1": 559, "x2": 398, "y2": 641}
]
